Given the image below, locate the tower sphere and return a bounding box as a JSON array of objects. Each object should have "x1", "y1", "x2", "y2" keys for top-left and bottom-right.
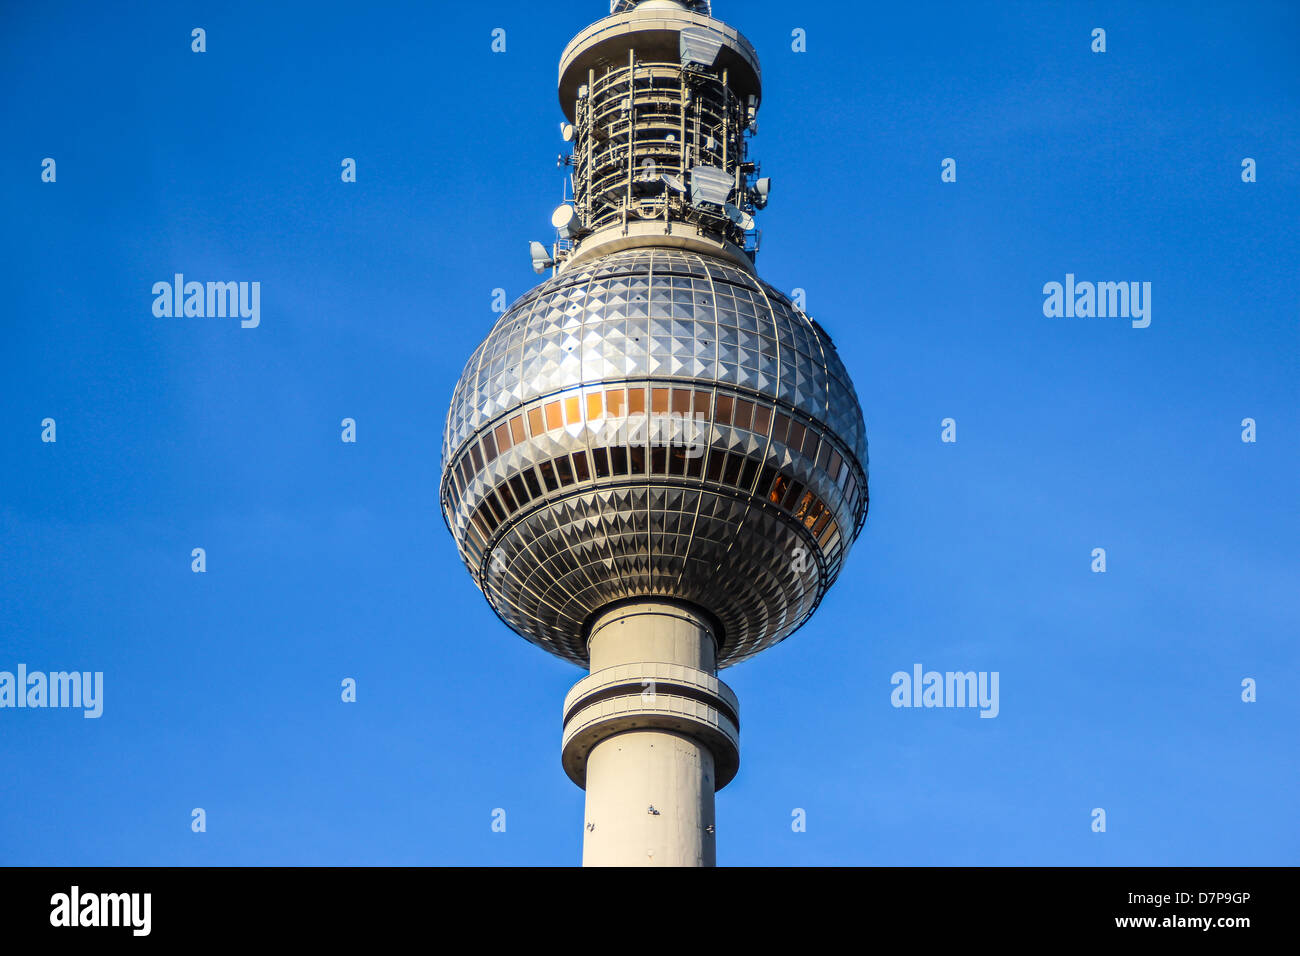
[{"x1": 441, "y1": 247, "x2": 869, "y2": 668}]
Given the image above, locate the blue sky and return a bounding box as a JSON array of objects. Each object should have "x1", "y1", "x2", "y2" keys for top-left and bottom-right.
[{"x1": 1, "y1": 0, "x2": 1296, "y2": 865}]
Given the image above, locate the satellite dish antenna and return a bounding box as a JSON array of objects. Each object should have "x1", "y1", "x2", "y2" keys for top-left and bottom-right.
[
  {"x1": 661, "y1": 173, "x2": 687, "y2": 193},
  {"x1": 529, "y1": 240, "x2": 555, "y2": 274},
  {"x1": 561, "y1": 123, "x2": 576, "y2": 142},
  {"x1": 724, "y1": 203, "x2": 755, "y2": 231},
  {"x1": 753, "y1": 177, "x2": 771, "y2": 208},
  {"x1": 688, "y1": 165, "x2": 733, "y2": 207},
  {"x1": 551, "y1": 203, "x2": 583, "y2": 239}
]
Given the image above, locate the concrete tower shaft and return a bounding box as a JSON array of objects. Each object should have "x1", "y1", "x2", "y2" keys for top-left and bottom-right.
[{"x1": 562, "y1": 601, "x2": 737, "y2": 866}]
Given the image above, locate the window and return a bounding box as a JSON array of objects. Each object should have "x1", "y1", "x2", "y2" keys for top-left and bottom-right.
[
  {"x1": 610, "y1": 447, "x2": 629, "y2": 475},
  {"x1": 651, "y1": 387, "x2": 670, "y2": 413},
  {"x1": 706, "y1": 451, "x2": 726, "y2": 483},
  {"x1": 786, "y1": 420, "x2": 806, "y2": 453},
  {"x1": 628, "y1": 387, "x2": 646, "y2": 414},
  {"x1": 668, "y1": 446, "x2": 688, "y2": 476},
  {"x1": 545, "y1": 401, "x2": 563, "y2": 431},
  {"x1": 592, "y1": 447, "x2": 611, "y2": 478},
  {"x1": 510, "y1": 416, "x2": 526, "y2": 444},
  {"x1": 753, "y1": 404, "x2": 771, "y2": 434},
  {"x1": 781, "y1": 480, "x2": 805, "y2": 511},
  {"x1": 467, "y1": 518, "x2": 488, "y2": 552},
  {"x1": 671, "y1": 389, "x2": 691, "y2": 415},
  {"x1": 555, "y1": 456, "x2": 575, "y2": 486},
  {"x1": 539, "y1": 460, "x2": 559, "y2": 491},
  {"x1": 523, "y1": 469, "x2": 542, "y2": 499},
  {"x1": 564, "y1": 396, "x2": 581, "y2": 425},
  {"x1": 528, "y1": 407, "x2": 544, "y2": 436},
  {"x1": 606, "y1": 387, "x2": 626, "y2": 417},
  {"x1": 771, "y1": 413, "x2": 790, "y2": 445},
  {"x1": 586, "y1": 392, "x2": 603, "y2": 421},
  {"x1": 482, "y1": 431, "x2": 498, "y2": 463},
  {"x1": 715, "y1": 394, "x2": 733, "y2": 425},
  {"x1": 509, "y1": 474, "x2": 531, "y2": 506},
  {"x1": 723, "y1": 453, "x2": 743, "y2": 486},
  {"x1": 497, "y1": 482, "x2": 516, "y2": 511},
  {"x1": 494, "y1": 423, "x2": 512, "y2": 455},
  {"x1": 769, "y1": 473, "x2": 789, "y2": 504},
  {"x1": 738, "y1": 458, "x2": 758, "y2": 490},
  {"x1": 733, "y1": 399, "x2": 754, "y2": 431},
  {"x1": 572, "y1": 450, "x2": 590, "y2": 482},
  {"x1": 686, "y1": 449, "x2": 704, "y2": 478}
]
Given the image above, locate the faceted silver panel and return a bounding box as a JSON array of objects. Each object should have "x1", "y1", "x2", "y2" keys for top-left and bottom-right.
[
  {"x1": 444, "y1": 249, "x2": 866, "y2": 467},
  {"x1": 441, "y1": 248, "x2": 869, "y2": 668}
]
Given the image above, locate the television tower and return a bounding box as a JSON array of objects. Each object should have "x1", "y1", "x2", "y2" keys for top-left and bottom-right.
[{"x1": 441, "y1": 0, "x2": 868, "y2": 866}]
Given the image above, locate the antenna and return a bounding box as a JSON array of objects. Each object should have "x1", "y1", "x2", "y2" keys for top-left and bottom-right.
[
  {"x1": 548, "y1": 0, "x2": 764, "y2": 266},
  {"x1": 688, "y1": 165, "x2": 733, "y2": 207},
  {"x1": 551, "y1": 204, "x2": 584, "y2": 239},
  {"x1": 679, "y1": 26, "x2": 724, "y2": 68},
  {"x1": 528, "y1": 240, "x2": 555, "y2": 273}
]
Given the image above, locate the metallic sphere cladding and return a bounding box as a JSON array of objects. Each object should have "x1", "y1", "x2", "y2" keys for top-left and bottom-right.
[{"x1": 441, "y1": 248, "x2": 868, "y2": 668}]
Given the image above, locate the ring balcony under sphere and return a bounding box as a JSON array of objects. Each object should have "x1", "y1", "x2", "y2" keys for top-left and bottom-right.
[{"x1": 440, "y1": 247, "x2": 868, "y2": 668}]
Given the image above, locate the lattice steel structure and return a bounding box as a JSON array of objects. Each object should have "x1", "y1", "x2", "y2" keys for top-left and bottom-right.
[{"x1": 441, "y1": 0, "x2": 869, "y2": 867}]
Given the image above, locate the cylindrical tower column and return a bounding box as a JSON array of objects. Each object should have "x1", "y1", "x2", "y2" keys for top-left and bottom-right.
[{"x1": 561, "y1": 601, "x2": 740, "y2": 866}]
